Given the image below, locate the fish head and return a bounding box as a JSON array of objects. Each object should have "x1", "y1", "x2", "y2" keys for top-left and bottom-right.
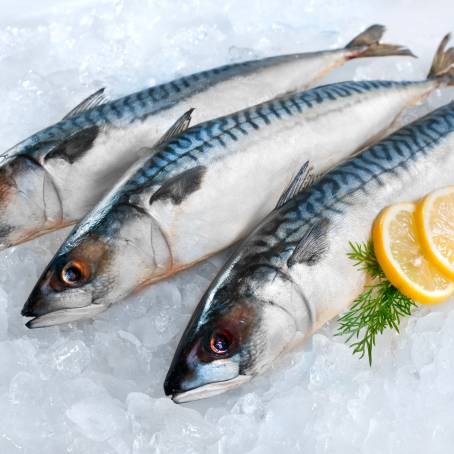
[
  {"x1": 165, "y1": 265, "x2": 299, "y2": 403},
  {"x1": 0, "y1": 154, "x2": 62, "y2": 249},
  {"x1": 22, "y1": 231, "x2": 111, "y2": 327},
  {"x1": 22, "y1": 205, "x2": 172, "y2": 328},
  {"x1": 164, "y1": 296, "x2": 257, "y2": 403}
]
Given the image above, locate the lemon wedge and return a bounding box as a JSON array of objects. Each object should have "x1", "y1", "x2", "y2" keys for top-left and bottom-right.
[
  {"x1": 415, "y1": 186, "x2": 454, "y2": 280},
  {"x1": 372, "y1": 202, "x2": 454, "y2": 304}
]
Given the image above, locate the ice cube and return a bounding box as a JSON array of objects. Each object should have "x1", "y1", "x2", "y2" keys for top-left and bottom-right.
[
  {"x1": 51, "y1": 339, "x2": 91, "y2": 377},
  {"x1": 66, "y1": 395, "x2": 128, "y2": 442}
]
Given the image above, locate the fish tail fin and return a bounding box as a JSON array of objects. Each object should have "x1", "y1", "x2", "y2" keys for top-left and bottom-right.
[
  {"x1": 427, "y1": 33, "x2": 454, "y2": 85},
  {"x1": 345, "y1": 24, "x2": 415, "y2": 58}
]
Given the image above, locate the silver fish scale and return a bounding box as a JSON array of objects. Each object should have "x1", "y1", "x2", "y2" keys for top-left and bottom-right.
[
  {"x1": 120, "y1": 79, "x2": 414, "y2": 196},
  {"x1": 5, "y1": 54, "x2": 324, "y2": 162},
  {"x1": 236, "y1": 101, "x2": 454, "y2": 269},
  {"x1": 63, "y1": 79, "x2": 421, "y2": 246}
]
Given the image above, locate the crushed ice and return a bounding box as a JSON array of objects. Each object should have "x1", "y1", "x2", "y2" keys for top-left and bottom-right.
[{"x1": 1, "y1": 0, "x2": 454, "y2": 453}]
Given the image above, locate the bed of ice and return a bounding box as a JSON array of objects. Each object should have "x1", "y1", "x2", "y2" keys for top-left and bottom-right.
[{"x1": 1, "y1": 0, "x2": 454, "y2": 453}]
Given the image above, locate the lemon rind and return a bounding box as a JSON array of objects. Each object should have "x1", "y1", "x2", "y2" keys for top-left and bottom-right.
[
  {"x1": 415, "y1": 186, "x2": 454, "y2": 280},
  {"x1": 372, "y1": 203, "x2": 454, "y2": 305}
]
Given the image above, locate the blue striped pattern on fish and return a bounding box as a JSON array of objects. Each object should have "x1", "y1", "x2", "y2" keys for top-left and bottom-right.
[
  {"x1": 161, "y1": 101, "x2": 454, "y2": 404},
  {"x1": 2, "y1": 24, "x2": 417, "y2": 253},
  {"x1": 4, "y1": 55, "x2": 337, "y2": 161},
  {"x1": 24, "y1": 66, "x2": 445, "y2": 329},
  {"x1": 66, "y1": 79, "x2": 420, "y2": 244},
  {"x1": 122, "y1": 80, "x2": 415, "y2": 193},
  {"x1": 243, "y1": 100, "x2": 454, "y2": 268}
]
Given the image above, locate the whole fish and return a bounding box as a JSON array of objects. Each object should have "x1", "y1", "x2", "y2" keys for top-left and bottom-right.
[
  {"x1": 21, "y1": 36, "x2": 452, "y2": 329},
  {"x1": 164, "y1": 73, "x2": 454, "y2": 402},
  {"x1": 0, "y1": 25, "x2": 404, "y2": 250}
]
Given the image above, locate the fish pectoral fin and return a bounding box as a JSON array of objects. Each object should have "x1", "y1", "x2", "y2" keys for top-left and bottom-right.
[
  {"x1": 287, "y1": 218, "x2": 330, "y2": 267},
  {"x1": 44, "y1": 126, "x2": 100, "y2": 164},
  {"x1": 62, "y1": 87, "x2": 108, "y2": 120},
  {"x1": 155, "y1": 108, "x2": 195, "y2": 147},
  {"x1": 149, "y1": 165, "x2": 207, "y2": 206},
  {"x1": 276, "y1": 161, "x2": 315, "y2": 209}
]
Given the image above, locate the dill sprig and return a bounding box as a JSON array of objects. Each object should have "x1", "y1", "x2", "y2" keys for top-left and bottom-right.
[
  {"x1": 336, "y1": 240, "x2": 417, "y2": 365},
  {"x1": 346, "y1": 241, "x2": 383, "y2": 278}
]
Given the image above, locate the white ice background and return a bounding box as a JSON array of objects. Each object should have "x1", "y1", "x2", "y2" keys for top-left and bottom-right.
[{"x1": 1, "y1": 0, "x2": 454, "y2": 453}]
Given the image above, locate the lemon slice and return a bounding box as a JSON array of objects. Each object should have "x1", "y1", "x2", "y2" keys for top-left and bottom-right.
[
  {"x1": 372, "y1": 202, "x2": 454, "y2": 304},
  {"x1": 415, "y1": 186, "x2": 454, "y2": 280}
]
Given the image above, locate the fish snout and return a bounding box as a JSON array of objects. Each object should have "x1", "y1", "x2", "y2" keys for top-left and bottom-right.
[
  {"x1": 21, "y1": 272, "x2": 55, "y2": 318},
  {"x1": 163, "y1": 376, "x2": 178, "y2": 398},
  {"x1": 164, "y1": 354, "x2": 193, "y2": 398},
  {"x1": 164, "y1": 337, "x2": 205, "y2": 401},
  {"x1": 22, "y1": 277, "x2": 99, "y2": 329},
  {"x1": 164, "y1": 356, "x2": 249, "y2": 403}
]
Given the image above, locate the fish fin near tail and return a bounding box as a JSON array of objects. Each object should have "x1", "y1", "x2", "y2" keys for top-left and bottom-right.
[
  {"x1": 276, "y1": 161, "x2": 315, "y2": 209},
  {"x1": 427, "y1": 33, "x2": 454, "y2": 85},
  {"x1": 345, "y1": 24, "x2": 415, "y2": 58}
]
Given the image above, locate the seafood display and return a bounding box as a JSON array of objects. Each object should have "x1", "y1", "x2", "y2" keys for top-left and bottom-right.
[
  {"x1": 1, "y1": 9, "x2": 453, "y2": 418},
  {"x1": 164, "y1": 96, "x2": 454, "y2": 402},
  {"x1": 0, "y1": 25, "x2": 402, "y2": 250},
  {"x1": 23, "y1": 41, "x2": 453, "y2": 327}
]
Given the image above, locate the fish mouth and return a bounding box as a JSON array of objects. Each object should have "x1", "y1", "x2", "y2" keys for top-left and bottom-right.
[
  {"x1": 24, "y1": 304, "x2": 107, "y2": 329},
  {"x1": 170, "y1": 375, "x2": 252, "y2": 404}
]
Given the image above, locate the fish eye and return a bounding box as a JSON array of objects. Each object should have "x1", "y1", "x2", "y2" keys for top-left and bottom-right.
[
  {"x1": 60, "y1": 260, "x2": 89, "y2": 287},
  {"x1": 209, "y1": 329, "x2": 232, "y2": 355}
]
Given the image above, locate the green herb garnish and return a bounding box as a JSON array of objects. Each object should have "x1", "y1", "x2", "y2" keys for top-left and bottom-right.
[{"x1": 335, "y1": 241, "x2": 417, "y2": 365}]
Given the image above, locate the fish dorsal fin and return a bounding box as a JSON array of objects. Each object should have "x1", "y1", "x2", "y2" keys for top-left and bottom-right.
[
  {"x1": 276, "y1": 161, "x2": 314, "y2": 209},
  {"x1": 149, "y1": 165, "x2": 207, "y2": 205},
  {"x1": 63, "y1": 88, "x2": 108, "y2": 120},
  {"x1": 44, "y1": 125, "x2": 100, "y2": 164},
  {"x1": 156, "y1": 108, "x2": 195, "y2": 147},
  {"x1": 287, "y1": 218, "x2": 330, "y2": 267}
]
